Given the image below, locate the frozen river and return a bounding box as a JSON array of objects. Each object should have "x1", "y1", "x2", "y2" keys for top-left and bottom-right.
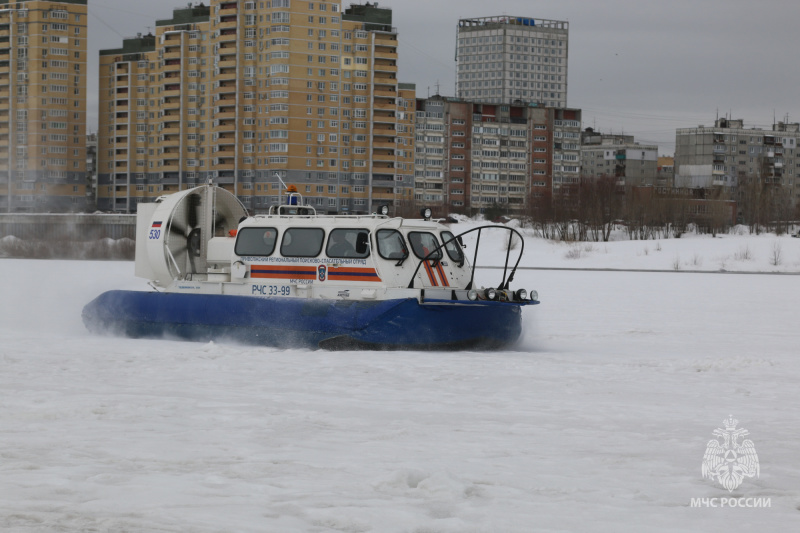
[{"x1": 1, "y1": 259, "x2": 798, "y2": 532}]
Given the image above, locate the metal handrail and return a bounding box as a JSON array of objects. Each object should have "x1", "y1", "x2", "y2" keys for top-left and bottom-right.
[{"x1": 407, "y1": 225, "x2": 525, "y2": 290}]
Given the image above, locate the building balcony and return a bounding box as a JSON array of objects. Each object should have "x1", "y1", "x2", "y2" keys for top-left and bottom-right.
[
  {"x1": 217, "y1": 19, "x2": 238, "y2": 30},
  {"x1": 373, "y1": 151, "x2": 395, "y2": 161},
  {"x1": 162, "y1": 99, "x2": 181, "y2": 110},
  {"x1": 374, "y1": 60, "x2": 397, "y2": 73},
  {"x1": 213, "y1": 70, "x2": 236, "y2": 82},
  {"x1": 374, "y1": 34, "x2": 398, "y2": 46},
  {"x1": 374, "y1": 49, "x2": 397, "y2": 60},
  {"x1": 374, "y1": 74, "x2": 397, "y2": 86},
  {"x1": 213, "y1": 82, "x2": 237, "y2": 95},
  {"x1": 374, "y1": 112, "x2": 396, "y2": 124},
  {"x1": 162, "y1": 62, "x2": 181, "y2": 73},
  {"x1": 213, "y1": 122, "x2": 236, "y2": 133},
  {"x1": 371, "y1": 191, "x2": 397, "y2": 200},
  {"x1": 373, "y1": 125, "x2": 396, "y2": 135}
]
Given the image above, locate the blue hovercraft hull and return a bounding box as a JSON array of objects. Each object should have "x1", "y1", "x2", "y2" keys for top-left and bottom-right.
[{"x1": 82, "y1": 291, "x2": 530, "y2": 350}]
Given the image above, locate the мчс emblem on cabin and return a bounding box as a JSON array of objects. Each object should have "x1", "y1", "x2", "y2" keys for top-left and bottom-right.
[
  {"x1": 318, "y1": 264, "x2": 327, "y2": 282},
  {"x1": 701, "y1": 415, "x2": 760, "y2": 492}
]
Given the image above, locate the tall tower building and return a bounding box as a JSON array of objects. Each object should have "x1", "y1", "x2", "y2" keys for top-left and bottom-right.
[
  {"x1": 456, "y1": 16, "x2": 568, "y2": 107},
  {"x1": 98, "y1": 1, "x2": 415, "y2": 215},
  {"x1": 0, "y1": 0, "x2": 88, "y2": 213}
]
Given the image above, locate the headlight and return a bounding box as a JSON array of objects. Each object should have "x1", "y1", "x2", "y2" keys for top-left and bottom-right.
[
  {"x1": 484, "y1": 288, "x2": 497, "y2": 301},
  {"x1": 467, "y1": 289, "x2": 478, "y2": 301},
  {"x1": 515, "y1": 288, "x2": 528, "y2": 301},
  {"x1": 530, "y1": 290, "x2": 538, "y2": 301}
]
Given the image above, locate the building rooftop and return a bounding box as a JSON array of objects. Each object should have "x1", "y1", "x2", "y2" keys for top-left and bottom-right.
[
  {"x1": 458, "y1": 16, "x2": 567, "y2": 30},
  {"x1": 99, "y1": 34, "x2": 156, "y2": 57},
  {"x1": 156, "y1": 4, "x2": 210, "y2": 27},
  {"x1": 343, "y1": 2, "x2": 393, "y2": 32}
]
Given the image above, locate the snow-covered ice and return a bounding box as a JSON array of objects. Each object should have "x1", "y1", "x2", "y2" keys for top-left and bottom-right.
[{"x1": 1, "y1": 232, "x2": 799, "y2": 531}]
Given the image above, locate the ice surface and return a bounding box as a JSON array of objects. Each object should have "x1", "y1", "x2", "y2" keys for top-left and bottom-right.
[{"x1": 1, "y1": 235, "x2": 799, "y2": 531}]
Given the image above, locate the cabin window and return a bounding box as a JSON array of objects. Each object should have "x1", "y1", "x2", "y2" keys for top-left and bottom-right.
[
  {"x1": 440, "y1": 231, "x2": 464, "y2": 265},
  {"x1": 408, "y1": 232, "x2": 443, "y2": 260},
  {"x1": 376, "y1": 229, "x2": 408, "y2": 260},
  {"x1": 326, "y1": 228, "x2": 370, "y2": 258},
  {"x1": 235, "y1": 227, "x2": 278, "y2": 256},
  {"x1": 280, "y1": 227, "x2": 325, "y2": 257}
]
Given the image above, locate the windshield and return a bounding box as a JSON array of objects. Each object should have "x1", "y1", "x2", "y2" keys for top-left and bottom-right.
[
  {"x1": 408, "y1": 232, "x2": 443, "y2": 260},
  {"x1": 440, "y1": 231, "x2": 464, "y2": 264},
  {"x1": 376, "y1": 229, "x2": 408, "y2": 260}
]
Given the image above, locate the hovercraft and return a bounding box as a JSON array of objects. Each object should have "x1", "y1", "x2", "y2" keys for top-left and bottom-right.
[{"x1": 82, "y1": 185, "x2": 538, "y2": 350}]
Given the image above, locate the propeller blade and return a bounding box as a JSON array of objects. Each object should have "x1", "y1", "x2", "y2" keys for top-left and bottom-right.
[
  {"x1": 188, "y1": 193, "x2": 202, "y2": 229},
  {"x1": 169, "y1": 220, "x2": 188, "y2": 237}
]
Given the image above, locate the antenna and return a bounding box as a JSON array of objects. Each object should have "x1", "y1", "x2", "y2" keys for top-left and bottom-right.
[{"x1": 273, "y1": 172, "x2": 288, "y2": 191}]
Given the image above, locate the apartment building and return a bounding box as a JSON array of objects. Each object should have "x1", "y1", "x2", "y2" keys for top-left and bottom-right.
[
  {"x1": 98, "y1": 1, "x2": 415, "y2": 215},
  {"x1": 456, "y1": 16, "x2": 568, "y2": 107},
  {"x1": 0, "y1": 0, "x2": 87, "y2": 213},
  {"x1": 675, "y1": 118, "x2": 800, "y2": 197},
  {"x1": 657, "y1": 156, "x2": 674, "y2": 188},
  {"x1": 414, "y1": 95, "x2": 581, "y2": 215},
  {"x1": 580, "y1": 129, "x2": 658, "y2": 187}
]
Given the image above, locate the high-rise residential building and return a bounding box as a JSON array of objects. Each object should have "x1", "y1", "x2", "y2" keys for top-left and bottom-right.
[
  {"x1": 0, "y1": 0, "x2": 88, "y2": 213},
  {"x1": 414, "y1": 95, "x2": 581, "y2": 215},
  {"x1": 98, "y1": 1, "x2": 415, "y2": 215},
  {"x1": 456, "y1": 16, "x2": 568, "y2": 107},
  {"x1": 580, "y1": 129, "x2": 658, "y2": 187},
  {"x1": 675, "y1": 117, "x2": 799, "y2": 196}
]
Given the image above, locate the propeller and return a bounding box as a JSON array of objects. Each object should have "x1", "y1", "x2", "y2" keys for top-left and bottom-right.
[
  {"x1": 165, "y1": 191, "x2": 205, "y2": 277},
  {"x1": 156, "y1": 185, "x2": 249, "y2": 282}
]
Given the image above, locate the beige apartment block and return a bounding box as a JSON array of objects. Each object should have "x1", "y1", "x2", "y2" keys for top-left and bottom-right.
[
  {"x1": 0, "y1": 0, "x2": 87, "y2": 213},
  {"x1": 98, "y1": 0, "x2": 415, "y2": 215}
]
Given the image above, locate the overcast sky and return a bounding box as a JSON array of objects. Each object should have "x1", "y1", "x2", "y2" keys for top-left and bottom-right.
[{"x1": 88, "y1": 0, "x2": 800, "y2": 155}]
